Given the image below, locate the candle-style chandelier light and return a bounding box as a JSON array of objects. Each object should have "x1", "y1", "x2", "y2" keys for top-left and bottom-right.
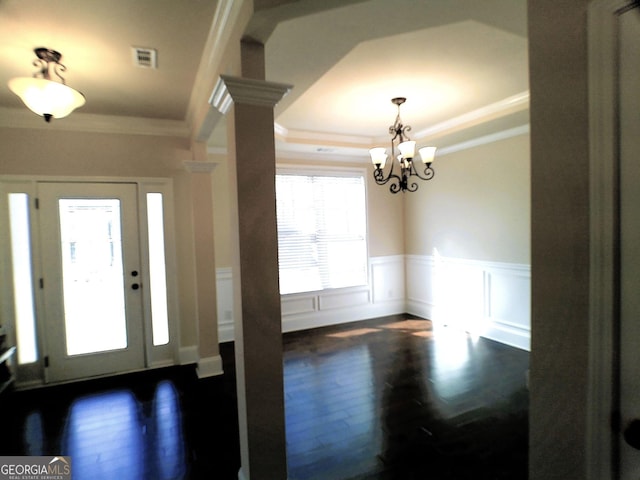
[
  {"x1": 8, "y1": 47, "x2": 86, "y2": 122},
  {"x1": 369, "y1": 97, "x2": 437, "y2": 194}
]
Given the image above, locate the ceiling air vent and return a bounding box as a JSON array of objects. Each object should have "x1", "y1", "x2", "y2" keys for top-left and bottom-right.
[{"x1": 132, "y1": 47, "x2": 157, "y2": 69}]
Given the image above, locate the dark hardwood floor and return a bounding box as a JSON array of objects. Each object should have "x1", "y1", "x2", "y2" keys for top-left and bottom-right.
[{"x1": 0, "y1": 315, "x2": 529, "y2": 479}]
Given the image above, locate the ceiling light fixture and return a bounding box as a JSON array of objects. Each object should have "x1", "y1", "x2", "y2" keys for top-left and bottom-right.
[
  {"x1": 8, "y1": 47, "x2": 86, "y2": 122},
  {"x1": 370, "y1": 97, "x2": 437, "y2": 193}
]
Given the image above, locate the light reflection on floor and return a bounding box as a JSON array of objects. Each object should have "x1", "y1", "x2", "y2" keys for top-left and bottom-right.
[
  {"x1": 152, "y1": 381, "x2": 186, "y2": 480},
  {"x1": 48, "y1": 381, "x2": 186, "y2": 480},
  {"x1": 63, "y1": 391, "x2": 144, "y2": 480},
  {"x1": 23, "y1": 411, "x2": 45, "y2": 456}
]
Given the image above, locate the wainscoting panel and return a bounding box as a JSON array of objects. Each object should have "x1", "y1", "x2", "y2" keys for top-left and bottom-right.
[
  {"x1": 483, "y1": 263, "x2": 531, "y2": 350},
  {"x1": 370, "y1": 255, "x2": 406, "y2": 303},
  {"x1": 216, "y1": 268, "x2": 235, "y2": 343},
  {"x1": 216, "y1": 256, "x2": 406, "y2": 341},
  {"x1": 281, "y1": 295, "x2": 317, "y2": 316},
  {"x1": 317, "y1": 289, "x2": 370, "y2": 310},
  {"x1": 406, "y1": 255, "x2": 436, "y2": 320},
  {"x1": 406, "y1": 255, "x2": 531, "y2": 351},
  {"x1": 216, "y1": 255, "x2": 530, "y2": 350}
]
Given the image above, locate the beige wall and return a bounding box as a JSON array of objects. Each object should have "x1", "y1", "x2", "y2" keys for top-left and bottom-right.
[
  {"x1": 211, "y1": 151, "x2": 234, "y2": 268},
  {"x1": 0, "y1": 128, "x2": 189, "y2": 176},
  {"x1": 0, "y1": 127, "x2": 200, "y2": 348},
  {"x1": 365, "y1": 161, "x2": 405, "y2": 258},
  {"x1": 405, "y1": 134, "x2": 530, "y2": 264}
]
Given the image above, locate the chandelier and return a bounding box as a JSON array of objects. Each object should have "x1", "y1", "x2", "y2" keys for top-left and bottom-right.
[
  {"x1": 8, "y1": 48, "x2": 86, "y2": 122},
  {"x1": 369, "y1": 97, "x2": 437, "y2": 193}
]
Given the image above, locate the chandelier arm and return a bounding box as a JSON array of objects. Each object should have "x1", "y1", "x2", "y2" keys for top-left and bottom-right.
[
  {"x1": 373, "y1": 167, "x2": 401, "y2": 186},
  {"x1": 389, "y1": 180, "x2": 404, "y2": 194},
  {"x1": 410, "y1": 163, "x2": 435, "y2": 181},
  {"x1": 373, "y1": 169, "x2": 403, "y2": 194},
  {"x1": 405, "y1": 180, "x2": 420, "y2": 193}
]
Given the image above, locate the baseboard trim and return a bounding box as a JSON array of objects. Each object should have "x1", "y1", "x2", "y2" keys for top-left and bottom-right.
[
  {"x1": 237, "y1": 466, "x2": 288, "y2": 480},
  {"x1": 197, "y1": 355, "x2": 224, "y2": 378},
  {"x1": 482, "y1": 319, "x2": 530, "y2": 351},
  {"x1": 282, "y1": 301, "x2": 405, "y2": 333},
  {"x1": 218, "y1": 321, "x2": 235, "y2": 343},
  {"x1": 179, "y1": 346, "x2": 199, "y2": 365}
]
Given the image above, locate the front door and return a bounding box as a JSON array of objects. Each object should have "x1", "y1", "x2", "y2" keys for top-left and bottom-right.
[
  {"x1": 620, "y1": 5, "x2": 640, "y2": 478},
  {"x1": 38, "y1": 182, "x2": 145, "y2": 382}
]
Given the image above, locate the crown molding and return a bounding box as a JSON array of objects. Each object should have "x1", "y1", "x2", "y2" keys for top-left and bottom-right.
[
  {"x1": 414, "y1": 91, "x2": 530, "y2": 140},
  {"x1": 209, "y1": 76, "x2": 234, "y2": 115},
  {"x1": 274, "y1": 123, "x2": 373, "y2": 148},
  {"x1": 270, "y1": 91, "x2": 530, "y2": 150},
  {"x1": 436, "y1": 124, "x2": 530, "y2": 156},
  {"x1": 186, "y1": 0, "x2": 246, "y2": 126}
]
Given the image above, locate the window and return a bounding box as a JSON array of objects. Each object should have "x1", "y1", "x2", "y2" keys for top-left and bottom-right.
[
  {"x1": 146, "y1": 193, "x2": 169, "y2": 346},
  {"x1": 8, "y1": 193, "x2": 38, "y2": 364},
  {"x1": 276, "y1": 169, "x2": 368, "y2": 295}
]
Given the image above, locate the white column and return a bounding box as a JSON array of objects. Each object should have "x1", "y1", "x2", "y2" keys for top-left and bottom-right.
[
  {"x1": 211, "y1": 71, "x2": 292, "y2": 479},
  {"x1": 183, "y1": 158, "x2": 223, "y2": 378}
]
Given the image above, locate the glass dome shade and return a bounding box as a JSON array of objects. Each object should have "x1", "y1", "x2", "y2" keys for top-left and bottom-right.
[{"x1": 8, "y1": 77, "x2": 85, "y2": 120}]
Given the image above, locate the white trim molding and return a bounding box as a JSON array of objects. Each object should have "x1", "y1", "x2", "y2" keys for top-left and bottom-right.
[
  {"x1": 216, "y1": 267, "x2": 235, "y2": 343},
  {"x1": 219, "y1": 75, "x2": 293, "y2": 108},
  {"x1": 217, "y1": 256, "x2": 406, "y2": 341},
  {"x1": 217, "y1": 255, "x2": 530, "y2": 350},
  {"x1": 179, "y1": 346, "x2": 199, "y2": 365},
  {"x1": 406, "y1": 254, "x2": 531, "y2": 351},
  {"x1": 197, "y1": 355, "x2": 224, "y2": 378}
]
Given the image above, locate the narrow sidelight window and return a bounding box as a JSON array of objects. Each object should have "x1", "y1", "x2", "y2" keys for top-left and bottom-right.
[
  {"x1": 8, "y1": 193, "x2": 38, "y2": 364},
  {"x1": 147, "y1": 193, "x2": 169, "y2": 346}
]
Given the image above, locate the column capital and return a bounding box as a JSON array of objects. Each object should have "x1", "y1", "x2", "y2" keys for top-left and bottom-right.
[{"x1": 213, "y1": 75, "x2": 292, "y2": 111}]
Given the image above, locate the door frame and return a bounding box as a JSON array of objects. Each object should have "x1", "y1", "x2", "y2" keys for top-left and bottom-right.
[
  {"x1": 38, "y1": 181, "x2": 146, "y2": 383},
  {"x1": 0, "y1": 176, "x2": 181, "y2": 387},
  {"x1": 587, "y1": 1, "x2": 635, "y2": 478}
]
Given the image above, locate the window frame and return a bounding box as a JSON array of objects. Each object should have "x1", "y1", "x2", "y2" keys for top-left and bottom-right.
[{"x1": 275, "y1": 164, "x2": 370, "y2": 296}]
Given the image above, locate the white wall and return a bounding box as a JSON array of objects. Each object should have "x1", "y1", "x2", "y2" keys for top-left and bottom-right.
[{"x1": 406, "y1": 254, "x2": 530, "y2": 350}]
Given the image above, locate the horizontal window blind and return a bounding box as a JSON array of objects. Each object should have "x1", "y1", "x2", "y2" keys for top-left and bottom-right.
[{"x1": 276, "y1": 172, "x2": 368, "y2": 295}]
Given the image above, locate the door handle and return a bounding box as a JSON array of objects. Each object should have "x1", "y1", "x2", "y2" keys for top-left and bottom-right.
[{"x1": 624, "y1": 419, "x2": 640, "y2": 450}]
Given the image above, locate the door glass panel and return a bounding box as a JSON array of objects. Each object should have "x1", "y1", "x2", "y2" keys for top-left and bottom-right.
[
  {"x1": 58, "y1": 199, "x2": 127, "y2": 356},
  {"x1": 147, "y1": 193, "x2": 169, "y2": 346},
  {"x1": 8, "y1": 193, "x2": 38, "y2": 364}
]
